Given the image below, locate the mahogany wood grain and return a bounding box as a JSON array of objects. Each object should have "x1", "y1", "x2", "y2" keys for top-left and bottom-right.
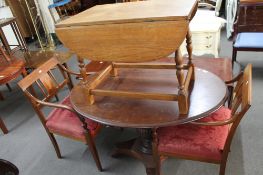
[
  {"x1": 81, "y1": 57, "x2": 232, "y2": 175},
  {"x1": 158, "y1": 57, "x2": 232, "y2": 81},
  {"x1": 86, "y1": 58, "x2": 233, "y2": 82},
  {"x1": 0, "y1": 47, "x2": 27, "y2": 100},
  {"x1": 70, "y1": 67, "x2": 228, "y2": 128}
]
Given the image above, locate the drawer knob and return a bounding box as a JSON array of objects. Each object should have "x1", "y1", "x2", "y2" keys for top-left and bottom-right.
[
  {"x1": 206, "y1": 35, "x2": 212, "y2": 39},
  {"x1": 206, "y1": 44, "x2": 212, "y2": 48}
]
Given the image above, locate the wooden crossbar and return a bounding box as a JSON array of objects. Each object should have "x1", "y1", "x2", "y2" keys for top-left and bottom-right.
[
  {"x1": 91, "y1": 89, "x2": 179, "y2": 101},
  {"x1": 113, "y1": 63, "x2": 190, "y2": 70}
]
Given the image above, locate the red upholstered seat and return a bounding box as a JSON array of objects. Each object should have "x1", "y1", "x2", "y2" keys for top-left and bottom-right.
[
  {"x1": 157, "y1": 106, "x2": 231, "y2": 161},
  {"x1": 46, "y1": 96, "x2": 99, "y2": 140}
]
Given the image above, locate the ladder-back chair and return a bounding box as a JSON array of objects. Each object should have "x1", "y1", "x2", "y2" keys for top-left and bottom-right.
[
  {"x1": 18, "y1": 57, "x2": 103, "y2": 171},
  {"x1": 153, "y1": 64, "x2": 252, "y2": 175}
]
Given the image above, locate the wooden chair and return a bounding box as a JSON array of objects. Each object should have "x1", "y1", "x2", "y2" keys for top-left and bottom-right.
[
  {"x1": 153, "y1": 64, "x2": 252, "y2": 175},
  {"x1": 18, "y1": 57, "x2": 103, "y2": 171},
  {"x1": 0, "y1": 46, "x2": 27, "y2": 100},
  {"x1": 0, "y1": 117, "x2": 8, "y2": 134},
  {"x1": 48, "y1": 0, "x2": 81, "y2": 23},
  {"x1": 232, "y1": 2, "x2": 263, "y2": 66}
]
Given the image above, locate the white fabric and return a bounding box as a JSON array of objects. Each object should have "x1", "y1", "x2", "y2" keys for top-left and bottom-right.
[
  {"x1": 33, "y1": 0, "x2": 59, "y2": 33},
  {"x1": 226, "y1": 0, "x2": 238, "y2": 38},
  {"x1": 215, "y1": 0, "x2": 223, "y2": 16},
  {"x1": 0, "y1": 6, "x2": 19, "y2": 48}
]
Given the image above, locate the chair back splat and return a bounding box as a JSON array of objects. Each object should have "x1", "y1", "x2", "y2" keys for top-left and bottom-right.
[
  {"x1": 19, "y1": 57, "x2": 68, "y2": 103},
  {"x1": 223, "y1": 64, "x2": 252, "y2": 150}
]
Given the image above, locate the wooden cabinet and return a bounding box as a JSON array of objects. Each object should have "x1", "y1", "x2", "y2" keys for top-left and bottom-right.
[{"x1": 5, "y1": 0, "x2": 36, "y2": 38}]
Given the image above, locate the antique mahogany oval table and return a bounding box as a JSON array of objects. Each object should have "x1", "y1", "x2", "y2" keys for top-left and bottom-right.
[{"x1": 70, "y1": 67, "x2": 228, "y2": 175}]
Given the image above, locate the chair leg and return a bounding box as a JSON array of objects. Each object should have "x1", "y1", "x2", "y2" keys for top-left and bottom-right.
[
  {"x1": 0, "y1": 117, "x2": 8, "y2": 134},
  {"x1": 48, "y1": 132, "x2": 62, "y2": 158},
  {"x1": 232, "y1": 48, "x2": 237, "y2": 68},
  {"x1": 55, "y1": 95, "x2": 59, "y2": 102},
  {"x1": 6, "y1": 83, "x2": 12, "y2": 92},
  {"x1": 219, "y1": 160, "x2": 227, "y2": 175},
  {"x1": 62, "y1": 63, "x2": 74, "y2": 90},
  {"x1": 152, "y1": 129, "x2": 161, "y2": 175},
  {"x1": 85, "y1": 132, "x2": 103, "y2": 171},
  {"x1": 0, "y1": 92, "x2": 4, "y2": 100}
]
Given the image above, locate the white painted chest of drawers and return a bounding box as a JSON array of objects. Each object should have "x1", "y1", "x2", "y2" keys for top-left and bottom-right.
[{"x1": 180, "y1": 10, "x2": 226, "y2": 58}]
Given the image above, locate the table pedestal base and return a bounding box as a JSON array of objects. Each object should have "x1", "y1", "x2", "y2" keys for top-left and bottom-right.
[{"x1": 112, "y1": 129, "x2": 158, "y2": 175}]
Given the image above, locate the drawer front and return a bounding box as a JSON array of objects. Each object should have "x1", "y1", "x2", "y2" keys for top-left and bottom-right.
[
  {"x1": 191, "y1": 33, "x2": 213, "y2": 45},
  {"x1": 180, "y1": 31, "x2": 219, "y2": 57}
]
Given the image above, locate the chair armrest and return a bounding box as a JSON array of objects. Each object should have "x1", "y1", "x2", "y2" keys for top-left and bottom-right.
[
  {"x1": 190, "y1": 114, "x2": 238, "y2": 126},
  {"x1": 27, "y1": 92, "x2": 74, "y2": 114},
  {"x1": 225, "y1": 71, "x2": 243, "y2": 84},
  {"x1": 36, "y1": 98, "x2": 76, "y2": 113},
  {"x1": 58, "y1": 64, "x2": 95, "y2": 76}
]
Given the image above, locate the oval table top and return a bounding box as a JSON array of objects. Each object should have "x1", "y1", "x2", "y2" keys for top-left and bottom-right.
[{"x1": 70, "y1": 68, "x2": 228, "y2": 128}]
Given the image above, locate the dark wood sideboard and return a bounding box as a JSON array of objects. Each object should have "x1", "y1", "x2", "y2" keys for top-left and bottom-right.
[{"x1": 80, "y1": 0, "x2": 116, "y2": 10}]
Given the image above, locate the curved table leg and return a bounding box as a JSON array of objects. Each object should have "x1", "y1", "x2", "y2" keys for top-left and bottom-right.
[{"x1": 112, "y1": 128, "x2": 157, "y2": 175}]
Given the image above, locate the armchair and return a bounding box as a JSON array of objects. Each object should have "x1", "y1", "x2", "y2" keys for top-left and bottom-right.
[
  {"x1": 18, "y1": 57, "x2": 103, "y2": 171},
  {"x1": 153, "y1": 64, "x2": 252, "y2": 175}
]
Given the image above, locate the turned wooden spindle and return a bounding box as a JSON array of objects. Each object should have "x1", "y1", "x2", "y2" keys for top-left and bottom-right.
[
  {"x1": 186, "y1": 30, "x2": 193, "y2": 65},
  {"x1": 175, "y1": 49, "x2": 185, "y2": 94},
  {"x1": 77, "y1": 55, "x2": 88, "y2": 83},
  {"x1": 111, "y1": 62, "x2": 118, "y2": 77},
  {"x1": 77, "y1": 55, "x2": 94, "y2": 104}
]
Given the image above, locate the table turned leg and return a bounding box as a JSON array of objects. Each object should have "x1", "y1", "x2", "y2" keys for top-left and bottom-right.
[
  {"x1": 186, "y1": 30, "x2": 193, "y2": 65},
  {"x1": 112, "y1": 128, "x2": 158, "y2": 175},
  {"x1": 175, "y1": 50, "x2": 189, "y2": 114},
  {"x1": 174, "y1": 49, "x2": 185, "y2": 94},
  {"x1": 77, "y1": 55, "x2": 88, "y2": 83}
]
